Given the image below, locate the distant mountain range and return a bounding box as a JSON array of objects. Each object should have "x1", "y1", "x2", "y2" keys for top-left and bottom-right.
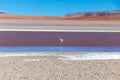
[
  {"x1": 65, "y1": 10, "x2": 120, "y2": 17},
  {"x1": 0, "y1": 11, "x2": 6, "y2": 14},
  {"x1": 0, "y1": 10, "x2": 120, "y2": 21}
]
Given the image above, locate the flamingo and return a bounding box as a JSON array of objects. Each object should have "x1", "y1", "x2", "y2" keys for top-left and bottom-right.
[{"x1": 59, "y1": 37, "x2": 64, "y2": 44}]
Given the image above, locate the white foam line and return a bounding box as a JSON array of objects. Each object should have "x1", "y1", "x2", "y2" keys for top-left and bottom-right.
[
  {"x1": 0, "y1": 53, "x2": 53, "y2": 57},
  {"x1": 59, "y1": 53, "x2": 120, "y2": 60},
  {"x1": 0, "y1": 52, "x2": 120, "y2": 61},
  {"x1": 0, "y1": 29, "x2": 120, "y2": 32}
]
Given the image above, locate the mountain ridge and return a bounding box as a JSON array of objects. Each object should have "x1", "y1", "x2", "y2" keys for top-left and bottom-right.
[
  {"x1": 65, "y1": 10, "x2": 120, "y2": 17},
  {"x1": 0, "y1": 11, "x2": 6, "y2": 14}
]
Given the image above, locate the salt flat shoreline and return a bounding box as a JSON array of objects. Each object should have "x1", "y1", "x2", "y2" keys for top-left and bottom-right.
[{"x1": 0, "y1": 51, "x2": 119, "y2": 80}]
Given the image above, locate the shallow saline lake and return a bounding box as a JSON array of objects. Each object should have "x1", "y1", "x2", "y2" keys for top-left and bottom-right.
[{"x1": 0, "y1": 46, "x2": 120, "y2": 52}]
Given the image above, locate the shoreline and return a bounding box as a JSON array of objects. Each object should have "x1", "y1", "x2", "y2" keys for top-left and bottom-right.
[{"x1": 1, "y1": 29, "x2": 120, "y2": 32}]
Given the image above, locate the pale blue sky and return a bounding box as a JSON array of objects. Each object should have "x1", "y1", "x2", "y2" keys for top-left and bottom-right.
[{"x1": 0, "y1": 0, "x2": 120, "y2": 16}]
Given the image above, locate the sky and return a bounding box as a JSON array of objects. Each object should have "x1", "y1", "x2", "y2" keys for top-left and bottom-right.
[{"x1": 0, "y1": 0, "x2": 120, "y2": 16}]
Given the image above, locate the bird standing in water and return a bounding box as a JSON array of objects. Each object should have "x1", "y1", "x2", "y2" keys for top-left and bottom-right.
[{"x1": 59, "y1": 37, "x2": 64, "y2": 44}]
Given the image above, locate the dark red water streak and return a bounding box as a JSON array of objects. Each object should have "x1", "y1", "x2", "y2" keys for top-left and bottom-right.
[{"x1": 0, "y1": 31, "x2": 119, "y2": 46}]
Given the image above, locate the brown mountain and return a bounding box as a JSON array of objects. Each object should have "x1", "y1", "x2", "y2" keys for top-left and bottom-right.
[{"x1": 65, "y1": 10, "x2": 120, "y2": 17}]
